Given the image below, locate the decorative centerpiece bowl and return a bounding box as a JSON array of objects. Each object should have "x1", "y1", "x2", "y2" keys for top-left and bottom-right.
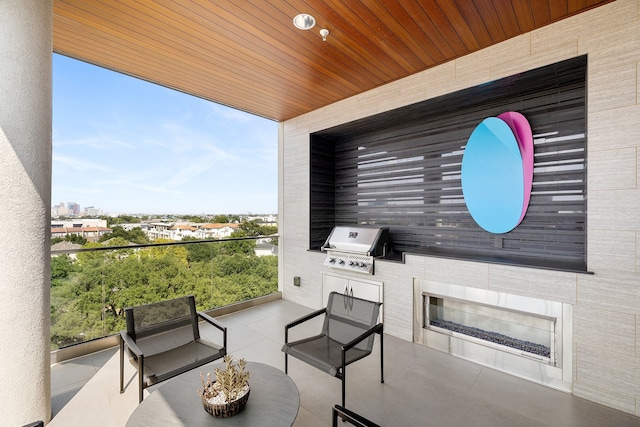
[{"x1": 200, "y1": 355, "x2": 250, "y2": 418}]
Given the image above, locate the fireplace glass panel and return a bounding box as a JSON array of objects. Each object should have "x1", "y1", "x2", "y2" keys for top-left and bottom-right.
[{"x1": 425, "y1": 296, "x2": 555, "y2": 360}]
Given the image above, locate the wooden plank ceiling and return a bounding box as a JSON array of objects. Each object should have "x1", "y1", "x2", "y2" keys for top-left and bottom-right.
[{"x1": 53, "y1": 0, "x2": 613, "y2": 122}]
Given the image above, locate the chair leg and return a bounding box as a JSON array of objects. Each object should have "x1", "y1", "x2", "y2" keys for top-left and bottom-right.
[
  {"x1": 119, "y1": 336, "x2": 125, "y2": 394},
  {"x1": 341, "y1": 367, "x2": 346, "y2": 408},
  {"x1": 284, "y1": 328, "x2": 288, "y2": 374},
  {"x1": 340, "y1": 349, "x2": 346, "y2": 408},
  {"x1": 332, "y1": 405, "x2": 348, "y2": 425},
  {"x1": 380, "y1": 328, "x2": 384, "y2": 384},
  {"x1": 341, "y1": 370, "x2": 348, "y2": 422},
  {"x1": 138, "y1": 357, "x2": 144, "y2": 403}
]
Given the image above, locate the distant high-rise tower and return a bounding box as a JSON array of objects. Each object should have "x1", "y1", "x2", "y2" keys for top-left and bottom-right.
[
  {"x1": 84, "y1": 206, "x2": 102, "y2": 216},
  {"x1": 68, "y1": 202, "x2": 80, "y2": 216},
  {"x1": 55, "y1": 203, "x2": 69, "y2": 216}
]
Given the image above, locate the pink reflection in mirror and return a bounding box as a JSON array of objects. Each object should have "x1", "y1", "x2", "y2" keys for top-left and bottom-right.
[{"x1": 497, "y1": 112, "x2": 533, "y2": 223}]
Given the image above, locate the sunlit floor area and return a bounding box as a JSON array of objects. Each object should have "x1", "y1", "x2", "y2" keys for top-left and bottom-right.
[{"x1": 50, "y1": 298, "x2": 640, "y2": 426}]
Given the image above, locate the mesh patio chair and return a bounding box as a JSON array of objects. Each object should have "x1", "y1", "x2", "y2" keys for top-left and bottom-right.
[
  {"x1": 282, "y1": 291, "x2": 383, "y2": 407},
  {"x1": 119, "y1": 295, "x2": 227, "y2": 402}
]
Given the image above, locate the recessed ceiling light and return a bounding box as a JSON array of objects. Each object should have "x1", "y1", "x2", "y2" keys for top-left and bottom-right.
[{"x1": 293, "y1": 14, "x2": 316, "y2": 30}]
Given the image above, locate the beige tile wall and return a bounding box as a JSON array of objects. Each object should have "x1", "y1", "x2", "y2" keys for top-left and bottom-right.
[{"x1": 280, "y1": 0, "x2": 640, "y2": 416}]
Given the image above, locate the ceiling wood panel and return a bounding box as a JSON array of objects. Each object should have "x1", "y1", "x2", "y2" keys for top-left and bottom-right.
[
  {"x1": 427, "y1": 1, "x2": 472, "y2": 55},
  {"x1": 453, "y1": 1, "x2": 494, "y2": 47},
  {"x1": 550, "y1": 0, "x2": 569, "y2": 20},
  {"x1": 436, "y1": 1, "x2": 482, "y2": 51},
  {"x1": 511, "y1": 1, "x2": 537, "y2": 32},
  {"x1": 530, "y1": 0, "x2": 553, "y2": 26},
  {"x1": 53, "y1": 0, "x2": 614, "y2": 121},
  {"x1": 491, "y1": 0, "x2": 523, "y2": 38}
]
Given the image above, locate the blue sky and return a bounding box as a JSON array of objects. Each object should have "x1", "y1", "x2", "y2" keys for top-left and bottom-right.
[{"x1": 52, "y1": 54, "x2": 278, "y2": 215}]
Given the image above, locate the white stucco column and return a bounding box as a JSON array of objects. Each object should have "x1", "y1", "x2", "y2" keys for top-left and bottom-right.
[{"x1": 0, "y1": 0, "x2": 52, "y2": 425}]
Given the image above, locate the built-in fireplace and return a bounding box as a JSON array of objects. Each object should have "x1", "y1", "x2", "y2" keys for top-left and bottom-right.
[
  {"x1": 426, "y1": 295, "x2": 556, "y2": 363},
  {"x1": 414, "y1": 280, "x2": 572, "y2": 392}
]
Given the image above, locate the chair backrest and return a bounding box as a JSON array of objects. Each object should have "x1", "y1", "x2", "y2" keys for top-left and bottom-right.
[
  {"x1": 323, "y1": 292, "x2": 381, "y2": 352},
  {"x1": 124, "y1": 295, "x2": 199, "y2": 356}
]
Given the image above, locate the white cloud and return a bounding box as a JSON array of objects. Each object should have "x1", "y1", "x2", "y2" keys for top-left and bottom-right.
[
  {"x1": 163, "y1": 157, "x2": 216, "y2": 188},
  {"x1": 98, "y1": 178, "x2": 179, "y2": 194},
  {"x1": 53, "y1": 134, "x2": 135, "y2": 150},
  {"x1": 208, "y1": 104, "x2": 253, "y2": 123},
  {"x1": 53, "y1": 136, "x2": 101, "y2": 148},
  {"x1": 142, "y1": 137, "x2": 169, "y2": 148},
  {"x1": 53, "y1": 154, "x2": 114, "y2": 172}
]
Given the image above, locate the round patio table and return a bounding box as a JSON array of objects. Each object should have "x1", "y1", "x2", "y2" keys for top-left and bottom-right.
[{"x1": 125, "y1": 362, "x2": 299, "y2": 427}]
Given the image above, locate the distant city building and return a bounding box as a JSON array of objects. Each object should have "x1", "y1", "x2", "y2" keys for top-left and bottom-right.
[
  {"x1": 84, "y1": 206, "x2": 102, "y2": 216},
  {"x1": 195, "y1": 223, "x2": 239, "y2": 240},
  {"x1": 67, "y1": 202, "x2": 80, "y2": 216},
  {"x1": 240, "y1": 214, "x2": 277, "y2": 225},
  {"x1": 261, "y1": 214, "x2": 277, "y2": 223},
  {"x1": 51, "y1": 202, "x2": 69, "y2": 217},
  {"x1": 50, "y1": 219, "x2": 111, "y2": 242},
  {"x1": 143, "y1": 222, "x2": 240, "y2": 241},
  {"x1": 145, "y1": 222, "x2": 174, "y2": 240},
  {"x1": 52, "y1": 219, "x2": 107, "y2": 228},
  {"x1": 51, "y1": 202, "x2": 103, "y2": 218},
  {"x1": 169, "y1": 224, "x2": 198, "y2": 240},
  {"x1": 120, "y1": 223, "x2": 143, "y2": 231}
]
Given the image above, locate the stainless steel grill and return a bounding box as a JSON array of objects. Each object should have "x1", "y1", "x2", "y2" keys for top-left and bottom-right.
[{"x1": 321, "y1": 226, "x2": 391, "y2": 275}]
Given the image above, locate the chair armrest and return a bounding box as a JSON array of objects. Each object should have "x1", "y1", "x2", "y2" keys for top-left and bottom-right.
[
  {"x1": 197, "y1": 311, "x2": 228, "y2": 350},
  {"x1": 342, "y1": 323, "x2": 383, "y2": 352},
  {"x1": 285, "y1": 307, "x2": 326, "y2": 331},
  {"x1": 198, "y1": 311, "x2": 226, "y2": 332},
  {"x1": 120, "y1": 331, "x2": 144, "y2": 358},
  {"x1": 284, "y1": 307, "x2": 327, "y2": 344}
]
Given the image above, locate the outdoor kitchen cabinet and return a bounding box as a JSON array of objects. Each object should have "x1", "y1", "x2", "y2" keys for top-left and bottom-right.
[{"x1": 322, "y1": 274, "x2": 383, "y2": 313}]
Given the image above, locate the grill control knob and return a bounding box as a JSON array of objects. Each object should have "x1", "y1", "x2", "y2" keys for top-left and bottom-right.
[
  {"x1": 329, "y1": 258, "x2": 336, "y2": 263},
  {"x1": 339, "y1": 259, "x2": 345, "y2": 265}
]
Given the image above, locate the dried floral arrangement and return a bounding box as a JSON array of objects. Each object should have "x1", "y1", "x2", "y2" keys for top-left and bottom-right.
[{"x1": 200, "y1": 355, "x2": 250, "y2": 404}]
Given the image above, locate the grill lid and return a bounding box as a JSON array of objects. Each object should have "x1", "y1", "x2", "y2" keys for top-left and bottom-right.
[{"x1": 322, "y1": 226, "x2": 390, "y2": 257}]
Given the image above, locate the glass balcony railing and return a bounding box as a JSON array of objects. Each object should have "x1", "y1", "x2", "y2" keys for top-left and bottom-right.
[{"x1": 50, "y1": 236, "x2": 278, "y2": 350}]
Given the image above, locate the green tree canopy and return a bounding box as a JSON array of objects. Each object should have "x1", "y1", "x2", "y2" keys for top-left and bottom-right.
[
  {"x1": 51, "y1": 234, "x2": 88, "y2": 245},
  {"x1": 99, "y1": 225, "x2": 149, "y2": 244},
  {"x1": 105, "y1": 215, "x2": 141, "y2": 225},
  {"x1": 51, "y1": 254, "x2": 75, "y2": 281},
  {"x1": 237, "y1": 220, "x2": 277, "y2": 237},
  {"x1": 213, "y1": 215, "x2": 229, "y2": 223},
  {"x1": 50, "y1": 227, "x2": 278, "y2": 350},
  {"x1": 182, "y1": 215, "x2": 207, "y2": 223},
  {"x1": 66, "y1": 233, "x2": 88, "y2": 245}
]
